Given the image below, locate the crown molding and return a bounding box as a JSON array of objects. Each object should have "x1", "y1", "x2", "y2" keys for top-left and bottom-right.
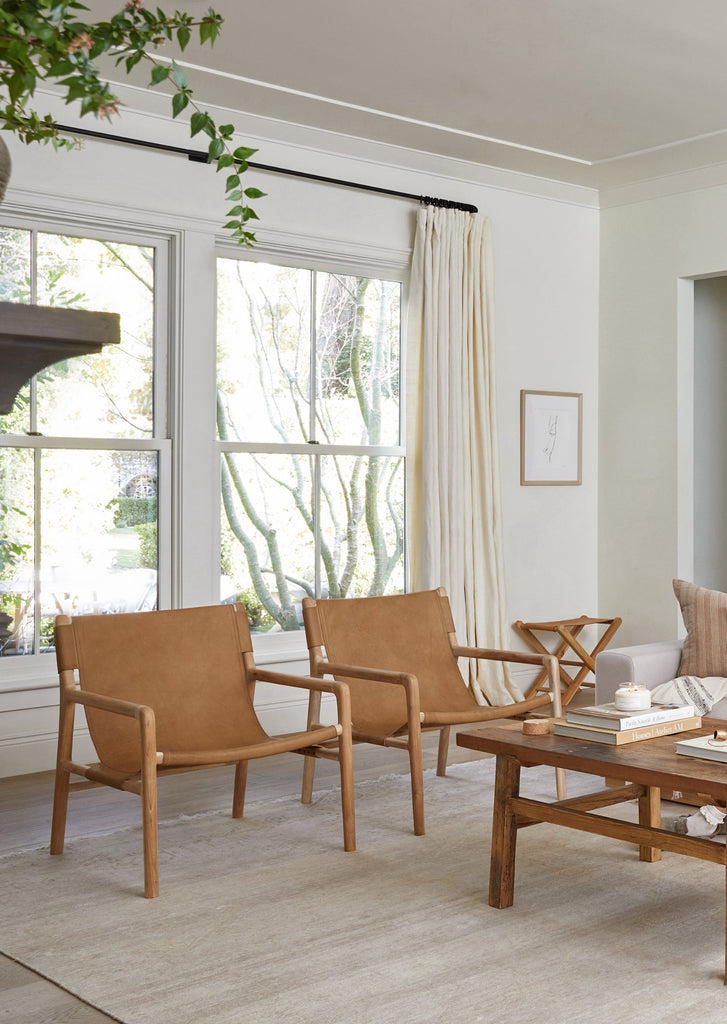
[
  {"x1": 28, "y1": 83, "x2": 600, "y2": 211},
  {"x1": 600, "y1": 159, "x2": 727, "y2": 209}
]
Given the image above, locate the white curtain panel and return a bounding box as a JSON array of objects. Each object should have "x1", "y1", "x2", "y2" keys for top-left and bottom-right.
[{"x1": 407, "y1": 205, "x2": 521, "y2": 705}]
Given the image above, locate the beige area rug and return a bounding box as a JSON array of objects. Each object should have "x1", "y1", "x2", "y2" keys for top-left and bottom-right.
[{"x1": 1, "y1": 761, "x2": 726, "y2": 1024}]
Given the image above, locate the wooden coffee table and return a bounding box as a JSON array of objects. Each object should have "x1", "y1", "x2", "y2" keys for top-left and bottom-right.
[{"x1": 456, "y1": 719, "x2": 727, "y2": 983}]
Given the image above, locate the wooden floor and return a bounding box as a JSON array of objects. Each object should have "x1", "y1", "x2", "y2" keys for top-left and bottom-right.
[{"x1": 0, "y1": 732, "x2": 491, "y2": 1023}]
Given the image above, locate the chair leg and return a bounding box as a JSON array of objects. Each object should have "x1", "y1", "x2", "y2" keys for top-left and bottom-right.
[
  {"x1": 301, "y1": 753, "x2": 316, "y2": 804},
  {"x1": 436, "y1": 726, "x2": 451, "y2": 777},
  {"x1": 338, "y1": 737, "x2": 356, "y2": 852},
  {"x1": 400, "y1": 674, "x2": 425, "y2": 835},
  {"x1": 50, "y1": 766, "x2": 71, "y2": 856},
  {"x1": 301, "y1": 689, "x2": 322, "y2": 804},
  {"x1": 545, "y1": 654, "x2": 567, "y2": 801},
  {"x1": 139, "y1": 708, "x2": 159, "y2": 899},
  {"x1": 408, "y1": 727, "x2": 425, "y2": 836},
  {"x1": 50, "y1": 696, "x2": 75, "y2": 855},
  {"x1": 232, "y1": 760, "x2": 248, "y2": 818}
]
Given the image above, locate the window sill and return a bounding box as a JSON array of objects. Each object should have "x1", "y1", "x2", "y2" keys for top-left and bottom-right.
[
  {"x1": 252, "y1": 631, "x2": 309, "y2": 667},
  {"x1": 0, "y1": 630, "x2": 310, "y2": 694},
  {"x1": 0, "y1": 655, "x2": 58, "y2": 693}
]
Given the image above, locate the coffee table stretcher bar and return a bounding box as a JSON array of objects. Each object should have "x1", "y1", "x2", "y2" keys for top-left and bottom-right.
[
  {"x1": 513, "y1": 616, "x2": 622, "y2": 705},
  {"x1": 456, "y1": 720, "x2": 727, "y2": 984}
]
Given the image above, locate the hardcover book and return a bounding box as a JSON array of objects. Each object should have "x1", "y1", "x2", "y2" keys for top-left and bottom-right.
[
  {"x1": 554, "y1": 716, "x2": 702, "y2": 746},
  {"x1": 565, "y1": 702, "x2": 695, "y2": 731},
  {"x1": 675, "y1": 734, "x2": 727, "y2": 763}
]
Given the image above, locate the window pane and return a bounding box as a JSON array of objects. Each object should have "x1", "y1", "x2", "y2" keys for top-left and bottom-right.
[
  {"x1": 0, "y1": 227, "x2": 30, "y2": 302},
  {"x1": 319, "y1": 454, "x2": 405, "y2": 598},
  {"x1": 217, "y1": 258, "x2": 405, "y2": 619},
  {"x1": 0, "y1": 448, "x2": 34, "y2": 656},
  {"x1": 35, "y1": 235, "x2": 154, "y2": 439},
  {"x1": 0, "y1": 227, "x2": 32, "y2": 433},
  {"x1": 220, "y1": 452, "x2": 313, "y2": 632},
  {"x1": 32, "y1": 450, "x2": 158, "y2": 653},
  {"x1": 217, "y1": 260, "x2": 311, "y2": 444},
  {"x1": 315, "y1": 274, "x2": 401, "y2": 446},
  {"x1": 1, "y1": 225, "x2": 163, "y2": 665}
]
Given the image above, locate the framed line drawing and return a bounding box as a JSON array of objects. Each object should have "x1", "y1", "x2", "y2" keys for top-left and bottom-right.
[{"x1": 520, "y1": 390, "x2": 582, "y2": 485}]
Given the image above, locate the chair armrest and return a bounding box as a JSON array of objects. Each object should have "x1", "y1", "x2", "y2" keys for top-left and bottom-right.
[
  {"x1": 67, "y1": 689, "x2": 149, "y2": 719},
  {"x1": 251, "y1": 667, "x2": 353, "y2": 731},
  {"x1": 452, "y1": 645, "x2": 561, "y2": 716},
  {"x1": 312, "y1": 658, "x2": 416, "y2": 688},
  {"x1": 452, "y1": 644, "x2": 555, "y2": 668},
  {"x1": 62, "y1": 690, "x2": 157, "y2": 779},
  {"x1": 595, "y1": 641, "x2": 684, "y2": 703},
  {"x1": 252, "y1": 666, "x2": 348, "y2": 698},
  {"x1": 311, "y1": 658, "x2": 423, "y2": 724}
]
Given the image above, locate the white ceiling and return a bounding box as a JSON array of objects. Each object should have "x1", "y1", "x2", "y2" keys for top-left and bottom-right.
[{"x1": 88, "y1": 0, "x2": 727, "y2": 189}]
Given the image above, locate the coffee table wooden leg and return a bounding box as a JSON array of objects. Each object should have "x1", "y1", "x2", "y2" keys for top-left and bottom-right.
[
  {"x1": 638, "y1": 785, "x2": 662, "y2": 863},
  {"x1": 489, "y1": 753, "x2": 520, "y2": 909}
]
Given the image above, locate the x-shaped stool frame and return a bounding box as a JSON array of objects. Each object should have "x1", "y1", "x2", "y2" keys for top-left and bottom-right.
[{"x1": 513, "y1": 615, "x2": 622, "y2": 706}]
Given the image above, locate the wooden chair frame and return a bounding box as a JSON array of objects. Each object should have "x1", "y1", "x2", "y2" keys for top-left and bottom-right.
[
  {"x1": 301, "y1": 588, "x2": 565, "y2": 837},
  {"x1": 50, "y1": 608, "x2": 355, "y2": 898}
]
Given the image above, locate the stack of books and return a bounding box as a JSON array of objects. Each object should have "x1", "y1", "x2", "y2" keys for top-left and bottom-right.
[
  {"x1": 553, "y1": 701, "x2": 701, "y2": 745},
  {"x1": 675, "y1": 734, "x2": 727, "y2": 762}
]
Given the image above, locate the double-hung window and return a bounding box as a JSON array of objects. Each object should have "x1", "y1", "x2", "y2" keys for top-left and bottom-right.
[
  {"x1": 0, "y1": 223, "x2": 168, "y2": 659},
  {"x1": 216, "y1": 257, "x2": 406, "y2": 632},
  {"x1": 0, "y1": 228, "x2": 406, "y2": 665}
]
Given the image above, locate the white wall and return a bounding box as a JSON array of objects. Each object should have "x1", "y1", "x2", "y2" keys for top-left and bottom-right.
[
  {"x1": 599, "y1": 175, "x2": 727, "y2": 645},
  {"x1": 0, "y1": 91, "x2": 600, "y2": 775},
  {"x1": 694, "y1": 276, "x2": 727, "y2": 592}
]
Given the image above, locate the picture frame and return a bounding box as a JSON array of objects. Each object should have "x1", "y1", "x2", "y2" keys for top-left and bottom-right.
[{"x1": 520, "y1": 390, "x2": 582, "y2": 485}]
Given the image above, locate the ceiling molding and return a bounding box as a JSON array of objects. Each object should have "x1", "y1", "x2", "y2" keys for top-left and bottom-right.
[
  {"x1": 152, "y1": 54, "x2": 593, "y2": 167},
  {"x1": 30, "y1": 84, "x2": 600, "y2": 210},
  {"x1": 599, "y1": 159, "x2": 727, "y2": 209},
  {"x1": 27, "y1": 2, "x2": 727, "y2": 193}
]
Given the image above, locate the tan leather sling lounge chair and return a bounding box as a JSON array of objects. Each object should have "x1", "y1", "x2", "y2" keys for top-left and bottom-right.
[
  {"x1": 51, "y1": 603, "x2": 355, "y2": 898},
  {"x1": 301, "y1": 588, "x2": 564, "y2": 835}
]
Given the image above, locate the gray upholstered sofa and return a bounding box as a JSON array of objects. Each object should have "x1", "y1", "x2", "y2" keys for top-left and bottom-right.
[{"x1": 595, "y1": 640, "x2": 727, "y2": 719}]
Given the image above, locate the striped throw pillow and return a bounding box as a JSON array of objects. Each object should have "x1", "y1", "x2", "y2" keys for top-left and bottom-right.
[{"x1": 674, "y1": 579, "x2": 727, "y2": 678}]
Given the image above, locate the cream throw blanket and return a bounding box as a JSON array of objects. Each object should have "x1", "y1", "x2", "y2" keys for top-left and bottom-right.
[{"x1": 650, "y1": 676, "x2": 727, "y2": 716}]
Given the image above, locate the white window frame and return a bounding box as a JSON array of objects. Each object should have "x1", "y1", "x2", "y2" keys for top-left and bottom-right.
[
  {"x1": 0, "y1": 211, "x2": 411, "y2": 684},
  {"x1": 0, "y1": 213, "x2": 173, "y2": 688},
  {"x1": 215, "y1": 241, "x2": 410, "y2": 663}
]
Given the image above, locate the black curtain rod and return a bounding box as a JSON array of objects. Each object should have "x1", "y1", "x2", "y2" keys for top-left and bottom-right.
[{"x1": 53, "y1": 123, "x2": 478, "y2": 214}]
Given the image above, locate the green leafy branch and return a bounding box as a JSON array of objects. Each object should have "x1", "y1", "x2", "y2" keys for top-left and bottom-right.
[
  {"x1": 0, "y1": 499, "x2": 30, "y2": 576},
  {"x1": 0, "y1": 0, "x2": 264, "y2": 245}
]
